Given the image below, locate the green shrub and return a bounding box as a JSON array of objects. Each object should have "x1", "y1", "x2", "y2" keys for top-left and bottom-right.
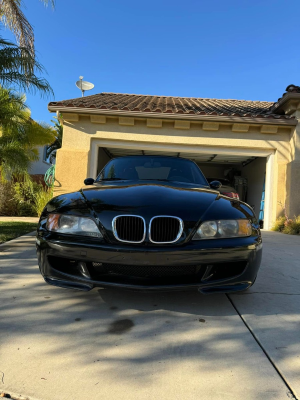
[
  {"x1": 0, "y1": 181, "x2": 19, "y2": 215},
  {"x1": 272, "y1": 216, "x2": 286, "y2": 232},
  {"x1": 282, "y1": 216, "x2": 300, "y2": 235},
  {"x1": 0, "y1": 179, "x2": 53, "y2": 217},
  {"x1": 272, "y1": 215, "x2": 300, "y2": 235},
  {"x1": 13, "y1": 181, "x2": 37, "y2": 216},
  {"x1": 34, "y1": 187, "x2": 53, "y2": 216}
]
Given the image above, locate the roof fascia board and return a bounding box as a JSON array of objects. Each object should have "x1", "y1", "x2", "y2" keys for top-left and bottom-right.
[
  {"x1": 49, "y1": 106, "x2": 297, "y2": 126},
  {"x1": 271, "y1": 93, "x2": 300, "y2": 113}
]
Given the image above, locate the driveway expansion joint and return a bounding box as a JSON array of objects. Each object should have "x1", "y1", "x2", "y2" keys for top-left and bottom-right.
[
  {"x1": 237, "y1": 292, "x2": 300, "y2": 296},
  {"x1": 226, "y1": 294, "x2": 298, "y2": 400}
]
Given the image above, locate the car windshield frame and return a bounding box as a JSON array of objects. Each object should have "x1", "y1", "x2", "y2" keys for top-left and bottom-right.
[{"x1": 96, "y1": 156, "x2": 209, "y2": 186}]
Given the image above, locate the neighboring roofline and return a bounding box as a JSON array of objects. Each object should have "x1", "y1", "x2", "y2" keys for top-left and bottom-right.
[{"x1": 48, "y1": 105, "x2": 297, "y2": 126}]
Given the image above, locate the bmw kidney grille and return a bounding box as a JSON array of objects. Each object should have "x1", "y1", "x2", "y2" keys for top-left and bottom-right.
[
  {"x1": 112, "y1": 215, "x2": 146, "y2": 243},
  {"x1": 149, "y1": 216, "x2": 183, "y2": 243},
  {"x1": 112, "y1": 215, "x2": 183, "y2": 244}
]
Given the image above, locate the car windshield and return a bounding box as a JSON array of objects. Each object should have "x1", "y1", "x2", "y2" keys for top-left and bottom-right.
[{"x1": 96, "y1": 156, "x2": 209, "y2": 185}]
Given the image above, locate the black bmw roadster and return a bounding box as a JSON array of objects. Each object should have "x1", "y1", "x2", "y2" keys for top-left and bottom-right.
[{"x1": 36, "y1": 155, "x2": 262, "y2": 293}]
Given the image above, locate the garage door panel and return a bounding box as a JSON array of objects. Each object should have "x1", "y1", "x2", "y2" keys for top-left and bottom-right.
[
  {"x1": 144, "y1": 151, "x2": 177, "y2": 156},
  {"x1": 103, "y1": 144, "x2": 262, "y2": 171},
  {"x1": 104, "y1": 147, "x2": 260, "y2": 167}
]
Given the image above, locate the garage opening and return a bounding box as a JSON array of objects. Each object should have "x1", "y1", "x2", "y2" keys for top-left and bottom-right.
[{"x1": 97, "y1": 147, "x2": 267, "y2": 226}]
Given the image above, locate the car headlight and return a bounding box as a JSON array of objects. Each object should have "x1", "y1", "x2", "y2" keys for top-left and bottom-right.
[
  {"x1": 46, "y1": 214, "x2": 103, "y2": 238},
  {"x1": 193, "y1": 219, "x2": 252, "y2": 240}
]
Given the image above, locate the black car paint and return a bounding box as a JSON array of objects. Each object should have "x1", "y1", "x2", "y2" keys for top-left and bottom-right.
[{"x1": 36, "y1": 178, "x2": 262, "y2": 293}]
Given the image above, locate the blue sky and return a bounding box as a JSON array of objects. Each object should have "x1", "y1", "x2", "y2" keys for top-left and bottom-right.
[{"x1": 3, "y1": 0, "x2": 300, "y2": 124}]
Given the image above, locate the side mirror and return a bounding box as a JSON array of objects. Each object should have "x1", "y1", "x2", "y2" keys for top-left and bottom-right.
[
  {"x1": 84, "y1": 178, "x2": 95, "y2": 185},
  {"x1": 210, "y1": 180, "x2": 222, "y2": 190}
]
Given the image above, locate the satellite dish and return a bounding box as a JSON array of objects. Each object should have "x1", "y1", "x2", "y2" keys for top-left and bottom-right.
[{"x1": 75, "y1": 76, "x2": 95, "y2": 97}]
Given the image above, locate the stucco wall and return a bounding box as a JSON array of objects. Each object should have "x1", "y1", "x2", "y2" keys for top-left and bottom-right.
[
  {"x1": 60, "y1": 117, "x2": 292, "y2": 161},
  {"x1": 286, "y1": 160, "x2": 300, "y2": 217},
  {"x1": 286, "y1": 111, "x2": 300, "y2": 217},
  {"x1": 55, "y1": 148, "x2": 90, "y2": 193},
  {"x1": 52, "y1": 113, "x2": 298, "y2": 228}
]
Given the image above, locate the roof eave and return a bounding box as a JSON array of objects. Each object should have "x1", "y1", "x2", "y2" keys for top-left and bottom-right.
[
  {"x1": 271, "y1": 93, "x2": 300, "y2": 114},
  {"x1": 48, "y1": 105, "x2": 297, "y2": 126}
]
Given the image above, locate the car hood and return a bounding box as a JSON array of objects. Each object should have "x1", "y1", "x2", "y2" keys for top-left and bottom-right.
[
  {"x1": 81, "y1": 182, "x2": 218, "y2": 221},
  {"x1": 44, "y1": 182, "x2": 256, "y2": 245}
]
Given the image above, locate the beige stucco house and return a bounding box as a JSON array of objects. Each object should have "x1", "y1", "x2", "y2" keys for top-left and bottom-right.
[{"x1": 48, "y1": 84, "x2": 300, "y2": 230}]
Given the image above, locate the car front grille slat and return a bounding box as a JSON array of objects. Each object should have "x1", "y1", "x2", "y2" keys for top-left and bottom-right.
[
  {"x1": 113, "y1": 215, "x2": 145, "y2": 243},
  {"x1": 150, "y1": 216, "x2": 183, "y2": 243}
]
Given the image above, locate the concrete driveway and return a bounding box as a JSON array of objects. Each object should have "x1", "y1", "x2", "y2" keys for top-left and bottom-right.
[{"x1": 0, "y1": 231, "x2": 299, "y2": 400}]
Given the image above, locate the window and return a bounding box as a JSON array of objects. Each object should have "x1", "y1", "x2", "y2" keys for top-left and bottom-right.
[{"x1": 43, "y1": 146, "x2": 52, "y2": 164}]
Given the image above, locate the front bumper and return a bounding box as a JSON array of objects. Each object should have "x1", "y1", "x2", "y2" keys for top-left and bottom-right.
[{"x1": 36, "y1": 233, "x2": 262, "y2": 293}]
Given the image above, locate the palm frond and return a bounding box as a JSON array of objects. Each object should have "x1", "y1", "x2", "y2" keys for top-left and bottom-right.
[
  {"x1": 39, "y1": 0, "x2": 55, "y2": 8},
  {"x1": 0, "y1": 72, "x2": 53, "y2": 96},
  {"x1": 23, "y1": 120, "x2": 56, "y2": 146},
  {"x1": 46, "y1": 116, "x2": 62, "y2": 159},
  {"x1": 0, "y1": 37, "x2": 54, "y2": 97},
  {"x1": 0, "y1": 137, "x2": 30, "y2": 175},
  {"x1": 26, "y1": 147, "x2": 39, "y2": 162},
  {"x1": 46, "y1": 138, "x2": 60, "y2": 158},
  {"x1": 0, "y1": 0, "x2": 35, "y2": 56},
  {"x1": 0, "y1": 86, "x2": 56, "y2": 177},
  {"x1": 0, "y1": 38, "x2": 43, "y2": 74},
  {"x1": 0, "y1": 87, "x2": 28, "y2": 127}
]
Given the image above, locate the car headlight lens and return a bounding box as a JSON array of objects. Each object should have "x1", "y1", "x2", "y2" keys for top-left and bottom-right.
[
  {"x1": 199, "y1": 221, "x2": 218, "y2": 238},
  {"x1": 193, "y1": 219, "x2": 252, "y2": 240},
  {"x1": 46, "y1": 214, "x2": 103, "y2": 238}
]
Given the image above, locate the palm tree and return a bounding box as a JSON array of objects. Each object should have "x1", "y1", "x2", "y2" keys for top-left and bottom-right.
[
  {"x1": 0, "y1": 86, "x2": 56, "y2": 178},
  {"x1": 46, "y1": 116, "x2": 62, "y2": 163},
  {"x1": 0, "y1": 84, "x2": 27, "y2": 127},
  {"x1": 0, "y1": 0, "x2": 55, "y2": 57},
  {"x1": 0, "y1": 36, "x2": 53, "y2": 96}
]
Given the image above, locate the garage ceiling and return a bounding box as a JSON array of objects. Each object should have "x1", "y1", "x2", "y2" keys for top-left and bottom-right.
[{"x1": 104, "y1": 147, "x2": 257, "y2": 165}]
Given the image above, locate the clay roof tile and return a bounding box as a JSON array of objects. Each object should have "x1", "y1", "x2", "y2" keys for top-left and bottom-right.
[{"x1": 50, "y1": 92, "x2": 295, "y2": 120}]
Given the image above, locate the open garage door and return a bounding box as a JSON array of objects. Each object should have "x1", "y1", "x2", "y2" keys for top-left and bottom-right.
[{"x1": 97, "y1": 146, "x2": 267, "y2": 226}]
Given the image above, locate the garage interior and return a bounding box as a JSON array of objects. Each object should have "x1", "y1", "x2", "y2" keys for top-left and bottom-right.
[{"x1": 97, "y1": 147, "x2": 266, "y2": 224}]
